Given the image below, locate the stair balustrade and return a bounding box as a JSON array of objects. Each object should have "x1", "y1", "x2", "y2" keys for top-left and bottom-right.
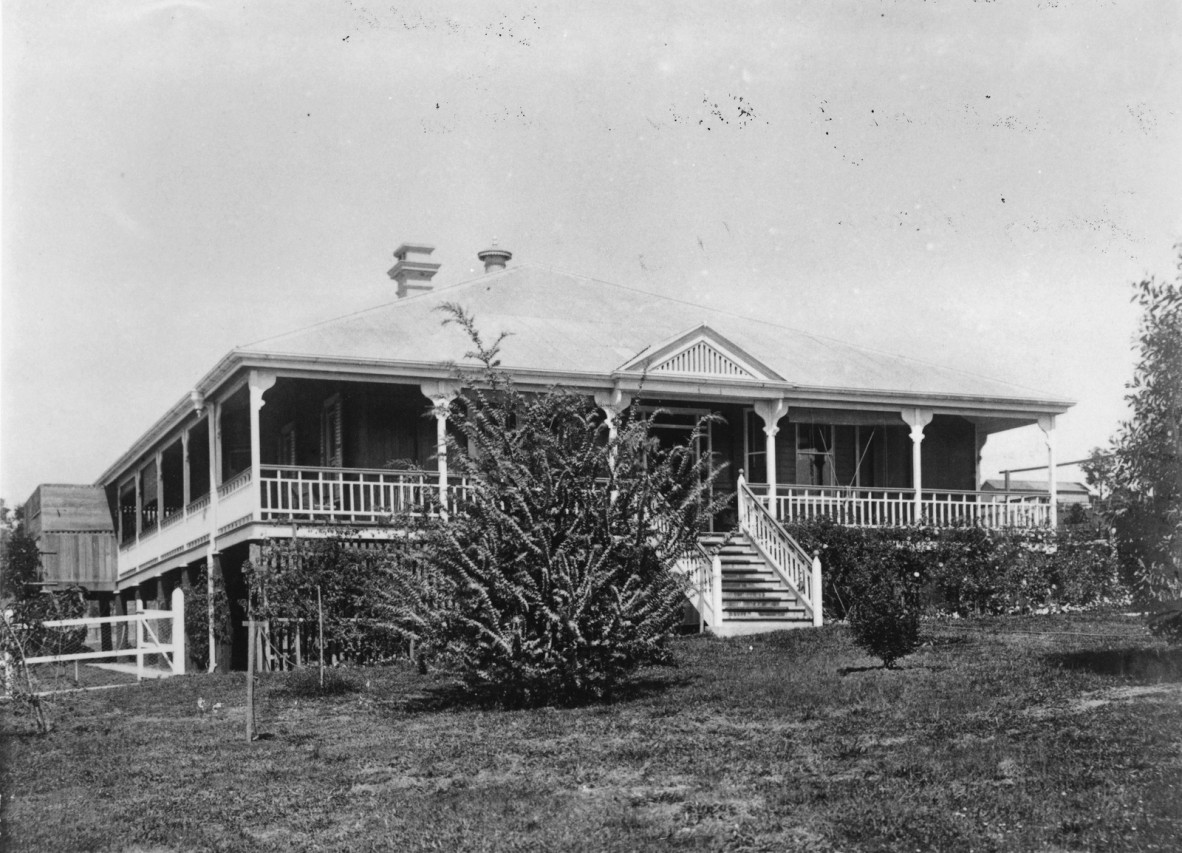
[{"x1": 736, "y1": 471, "x2": 823, "y2": 626}]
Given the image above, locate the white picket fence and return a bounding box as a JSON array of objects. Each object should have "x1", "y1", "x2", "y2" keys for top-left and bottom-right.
[{"x1": 4, "y1": 588, "x2": 186, "y2": 695}]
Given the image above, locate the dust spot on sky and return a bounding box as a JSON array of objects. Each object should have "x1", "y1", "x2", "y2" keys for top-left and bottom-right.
[{"x1": 670, "y1": 93, "x2": 765, "y2": 131}]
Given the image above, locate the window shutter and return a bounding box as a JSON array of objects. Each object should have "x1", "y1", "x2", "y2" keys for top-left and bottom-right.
[
  {"x1": 321, "y1": 395, "x2": 343, "y2": 467},
  {"x1": 279, "y1": 423, "x2": 297, "y2": 465}
]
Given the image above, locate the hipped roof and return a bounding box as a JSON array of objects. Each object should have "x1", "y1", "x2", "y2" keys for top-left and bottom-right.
[
  {"x1": 240, "y1": 264, "x2": 1068, "y2": 404},
  {"x1": 97, "y1": 264, "x2": 1075, "y2": 486}
]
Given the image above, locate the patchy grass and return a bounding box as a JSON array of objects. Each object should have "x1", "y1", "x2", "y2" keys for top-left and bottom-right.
[{"x1": 3, "y1": 610, "x2": 1180, "y2": 851}]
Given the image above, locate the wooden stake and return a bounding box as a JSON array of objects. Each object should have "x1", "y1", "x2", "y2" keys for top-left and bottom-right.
[
  {"x1": 317, "y1": 586, "x2": 324, "y2": 689},
  {"x1": 246, "y1": 619, "x2": 255, "y2": 742}
]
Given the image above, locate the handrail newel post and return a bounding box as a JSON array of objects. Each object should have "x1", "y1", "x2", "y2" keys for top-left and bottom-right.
[
  {"x1": 811, "y1": 551, "x2": 823, "y2": 628},
  {"x1": 711, "y1": 554, "x2": 724, "y2": 631}
]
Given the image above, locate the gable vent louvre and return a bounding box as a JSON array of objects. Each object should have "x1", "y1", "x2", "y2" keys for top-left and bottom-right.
[{"x1": 655, "y1": 342, "x2": 749, "y2": 377}]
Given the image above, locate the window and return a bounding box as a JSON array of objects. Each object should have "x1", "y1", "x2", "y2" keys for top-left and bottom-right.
[
  {"x1": 320, "y1": 394, "x2": 342, "y2": 467},
  {"x1": 795, "y1": 424, "x2": 835, "y2": 486},
  {"x1": 743, "y1": 409, "x2": 768, "y2": 483},
  {"x1": 118, "y1": 478, "x2": 137, "y2": 545},
  {"x1": 278, "y1": 422, "x2": 297, "y2": 466}
]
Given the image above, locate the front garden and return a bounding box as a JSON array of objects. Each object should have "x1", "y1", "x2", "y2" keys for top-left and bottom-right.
[{"x1": 3, "y1": 609, "x2": 1180, "y2": 852}]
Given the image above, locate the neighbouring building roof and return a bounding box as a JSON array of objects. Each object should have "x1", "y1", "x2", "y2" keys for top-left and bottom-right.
[
  {"x1": 24, "y1": 485, "x2": 115, "y2": 536},
  {"x1": 238, "y1": 264, "x2": 1071, "y2": 406},
  {"x1": 980, "y1": 479, "x2": 1091, "y2": 494}
]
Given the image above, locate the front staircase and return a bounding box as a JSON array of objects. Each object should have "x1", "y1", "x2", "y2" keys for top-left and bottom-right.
[{"x1": 698, "y1": 531, "x2": 815, "y2": 637}]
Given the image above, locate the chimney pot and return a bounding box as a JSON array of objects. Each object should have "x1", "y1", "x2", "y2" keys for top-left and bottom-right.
[
  {"x1": 388, "y1": 242, "x2": 440, "y2": 298},
  {"x1": 477, "y1": 241, "x2": 512, "y2": 274}
]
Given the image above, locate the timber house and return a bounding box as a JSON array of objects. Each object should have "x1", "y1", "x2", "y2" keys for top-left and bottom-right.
[{"x1": 35, "y1": 243, "x2": 1074, "y2": 650}]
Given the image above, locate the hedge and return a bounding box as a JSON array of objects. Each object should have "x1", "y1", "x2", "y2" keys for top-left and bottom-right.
[{"x1": 783, "y1": 519, "x2": 1129, "y2": 620}]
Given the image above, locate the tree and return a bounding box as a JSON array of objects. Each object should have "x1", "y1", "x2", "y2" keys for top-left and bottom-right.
[
  {"x1": 411, "y1": 305, "x2": 727, "y2": 706},
  {"x1": 1088, "y1": 247, "x2": 1182, "y2": 642},
  {"x1": 1, "y1": 502, "x2": 41, "y2": 601}
]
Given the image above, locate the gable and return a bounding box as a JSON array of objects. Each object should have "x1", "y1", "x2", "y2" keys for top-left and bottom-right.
[{"x1": 618, "y1": 324, "x2": 783, "y2": 382}]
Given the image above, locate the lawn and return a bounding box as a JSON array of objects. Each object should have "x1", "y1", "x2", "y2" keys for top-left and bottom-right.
[{"x1": 2, "y1": 610, "x2": 1180, "y2": 852}]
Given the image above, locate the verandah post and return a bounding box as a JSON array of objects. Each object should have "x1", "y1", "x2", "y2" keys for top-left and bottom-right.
[
  {"x1": 902, "y1": 408, "x2": 933, "y2": 525},
  {"x1": 753, "y1": 399, "x2": 789, "y2": 518},
  {"x1": 421, "y1": 380, "x2": 461, "y2": 519},
  {"x1": 1038, "y1": 414, "x2": 1058, "y2": 528},
  {"x1": 248, "y1": 370, "x2": 277, "y2": 523}
]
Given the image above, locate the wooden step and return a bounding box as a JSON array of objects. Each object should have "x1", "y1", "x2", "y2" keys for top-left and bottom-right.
[{"x1": 694, "y1": 529, "x2": 815, "y2": 636}]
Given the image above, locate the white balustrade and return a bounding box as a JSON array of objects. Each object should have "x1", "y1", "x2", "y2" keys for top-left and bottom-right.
[
  {"x1": 766, "y1": 485, "x2": 1052, "y2": 530},
  {"x1": 259, "y1": 466, "x2": 468, "y2": 524},
  {"x1": 736, "y1": 475, "x2": 819, "y2": 623},
  {"x1": 672, "y1": 541, "x2": 718, "y2": 632}
]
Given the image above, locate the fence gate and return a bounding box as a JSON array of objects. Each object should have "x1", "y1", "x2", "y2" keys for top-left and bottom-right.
[{"x1": 3, "y1": 588, "x2": 186, "y2": 698}]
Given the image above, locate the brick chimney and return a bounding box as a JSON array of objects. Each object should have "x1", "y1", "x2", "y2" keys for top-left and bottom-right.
[
  {"x1": 388, "y1": 243, "x2": 440, "y2": 298},
  {"x1": 477, "y1": 241, "x2": 512, "y2": 273}
]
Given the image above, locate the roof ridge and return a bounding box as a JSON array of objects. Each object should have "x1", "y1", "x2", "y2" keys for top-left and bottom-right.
[{"x1": 239, "y1": 264, "x2": 527, "y2": 350}]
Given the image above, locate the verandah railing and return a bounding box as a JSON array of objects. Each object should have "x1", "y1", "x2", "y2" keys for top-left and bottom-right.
[
  {"x1": 259, "y1": 466, "x2": 470, "y2": 524},
  {"x1": 750, "y1": 484, "x2": 1052, "y2": 529}
]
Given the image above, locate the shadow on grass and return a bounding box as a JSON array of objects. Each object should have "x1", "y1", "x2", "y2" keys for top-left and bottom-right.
[
  {"x1": 400, "y1": 672, "x2": 695, "y2": 714},
  {"x1": 1046, "y1": 647, "x2": 1182, "y2": 682},
  {"x1": 838, "y1": 665, "x2": 883, "y2": 676}
]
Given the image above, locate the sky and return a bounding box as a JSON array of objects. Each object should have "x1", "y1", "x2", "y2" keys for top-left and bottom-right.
[{"x1": 3, "y1": 0, "x2": 1181, "y2": 503}]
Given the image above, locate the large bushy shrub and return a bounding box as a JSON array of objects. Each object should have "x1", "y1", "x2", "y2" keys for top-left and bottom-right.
[{"x1": 411, "y1": 306, "x2": 726, "y2": 707}]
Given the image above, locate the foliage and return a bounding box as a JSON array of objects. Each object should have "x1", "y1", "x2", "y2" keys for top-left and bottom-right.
[
  {"x1": 183, "y1": 564, "x2": 232, "y2": 672},
  {"x1": 245, "y1": 530, "x2": 428, "y2": 666},
  {"x1": 1, "y1": 510, "x2": 42, "y2": 601},
  {"x1": 410, "y1": 305, "x2": 726, "y2": 707},
  {"x1": 842, "y1": 543, "x2": 925, "y2": 668},
  {"x1": 1085, "y1": 248, "x2": 1182, "y2": 642},
  {"x1": 1, "y1": 587, "x2": 86, "y2": 735},
  {"x1": 787, "y1": 519, "x2": 1127, "y2": 620}
]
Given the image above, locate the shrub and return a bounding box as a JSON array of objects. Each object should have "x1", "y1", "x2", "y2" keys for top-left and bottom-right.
[
  {"x1": 412, "y1": 306, "x2": 726, "y2": 707},
  {"x1": 785, "y1": 519, "x2": 1127, "y2": 620},
  {"x1": 183, "y1": 564, "x2": 231, "y2": 672},
  {"x1": 844, "y1": 550, "x2": 925, "y2": 668}
]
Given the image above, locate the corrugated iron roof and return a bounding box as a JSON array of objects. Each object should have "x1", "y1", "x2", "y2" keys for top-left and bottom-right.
[
  {"x1": 241, "y1": 264, "x2": 1067, "y2": 403},
  {"x1": 27, "y1": 485, "x2": 114, "y2": 534},
  {"x1": 981, "y1": 479, "x2": 1091, "y2": 494}
]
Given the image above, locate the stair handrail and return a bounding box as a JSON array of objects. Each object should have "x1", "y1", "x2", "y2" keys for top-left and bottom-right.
[
  {"x1": 736, "y1": 471, "x2": 823, "y2": 626},
  {"x1": 649, "y1": 497, "x2": 722, "y2": 631},
  {"x1": 673, "y1": 538, "x2": 721, "y2": 631}
]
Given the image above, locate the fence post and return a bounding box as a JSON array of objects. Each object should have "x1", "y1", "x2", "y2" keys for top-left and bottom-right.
[
  {"x1": 135, "y1": 599, "x2": 145, "y2": 682},
  {"x1": 711, "y1": 554, "x2": 724, "y2": 632},
  {"x1": 171, "y1": 586, "x2": 186, "y2": 676},
  {"x1": 811, "y1": 552, "x2": 823, "y2": 628}
]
